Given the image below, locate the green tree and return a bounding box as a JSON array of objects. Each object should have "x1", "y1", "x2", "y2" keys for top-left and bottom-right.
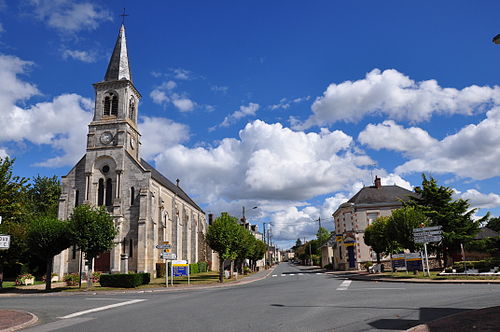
[
  {"x1": 234, "y1": 228, "x2": 255, "y2": 274},
  {"x1": 0, "y1": 157, "x2": 29, "y2": 223},
  {"x1": 26, "y1": 175, "x2": 61, "y2": 219},
  {"x1": 248, "y1": 239, "x2": 266, "y2": 271},
  {"x1": 69, "y1": 205, "x2": 117, "y2": 288},
  {"x1": 406, "y1": 174, "x2": 483, "y2": 266},
  {"x1": 0, "y1": 222, "x2": 28, "y2": 288},
  {"x1": 316, "y1": 227, "x2": 330, "y2": 245},
  {"x1": 387, "y1": 206, "x2": 428, "y2": 252},
  {"x1": 206, "y1": 212, "x2": 242, "y2": 283},
  {"x1": 364, "y1": 216, "x2": 399, "y2": 263},
  {"x1": 486, "y1": 217, "x2": 500, "y2": 232},
  {"x1": 27, "y1": 216, "x2": 72, "y2": 290}
]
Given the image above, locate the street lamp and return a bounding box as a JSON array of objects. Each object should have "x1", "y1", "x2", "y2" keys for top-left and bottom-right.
[{"x1": 493, "y1": 34, "x2": 500, "y2": 45}]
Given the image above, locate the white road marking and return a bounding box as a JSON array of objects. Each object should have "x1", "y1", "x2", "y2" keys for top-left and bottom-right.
[
  {"x1": 336, "y1": 280, "x2": 352, "y2": 291},
  {"x1": 281, "y1": 274, "x2": 286, "y2": 277},
  {"x1": 58, "y1": 299, "x2": 146, "y2": 319},
  {"x1": 298, "y1": 273, "x2": 304, "y2": 275},
  {"x1": 316, "y1": 272, "x2": 322, "y2": 275},
  {"x1": 272, "y1": 274, "x2": 277, "y2": 277},
  {"x1": 349, "y1": 287, "x2": 406, "y2": 291},
  {"x1": 289, "y1": 273, "x2": 295, "y2": 276}
]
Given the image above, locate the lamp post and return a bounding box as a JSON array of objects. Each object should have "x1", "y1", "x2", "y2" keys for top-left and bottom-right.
[{"x1": 493, "y1": 34, "x2": 500, "y2": 44}]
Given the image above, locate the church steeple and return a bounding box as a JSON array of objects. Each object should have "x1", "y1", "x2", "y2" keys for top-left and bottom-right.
[{"x1": 104, "y1": 24, "x2": 132, "y2": 82}]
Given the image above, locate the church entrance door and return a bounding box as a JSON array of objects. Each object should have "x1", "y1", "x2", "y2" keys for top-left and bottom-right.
[{"x1": 94, "y1": 251, "x2": 111, "y2": 272}]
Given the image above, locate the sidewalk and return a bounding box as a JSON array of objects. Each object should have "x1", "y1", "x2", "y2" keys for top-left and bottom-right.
[{"x1": 0, "y1": 266, "x2": 276, "y2": 331}]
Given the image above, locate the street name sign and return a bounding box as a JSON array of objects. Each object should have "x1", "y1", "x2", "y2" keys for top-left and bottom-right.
[
  {"x1": 0, "y1": 235, "x2": 10, "y2": 249},
  {"x1": 413, "y1": 226, "x2": 442, "y2": 233},
  {"x1": 161, "y1": 252, "x2": 176, "y2": 260},
  {"x1": 156, "y1": 244, "x2": 173, "y2": 249},
  {"x1": 414, "y1": 235, "x2": 442, "y2": 244}
]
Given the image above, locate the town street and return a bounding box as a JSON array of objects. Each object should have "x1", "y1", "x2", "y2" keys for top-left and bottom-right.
[{"x1": 2, "y1": 263, "x2": 498, "y2": 332}]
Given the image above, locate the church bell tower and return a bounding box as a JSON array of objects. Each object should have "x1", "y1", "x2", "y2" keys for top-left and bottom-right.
[{"x1": 87, "y1": 24, "x2": 141, "y2": 160}]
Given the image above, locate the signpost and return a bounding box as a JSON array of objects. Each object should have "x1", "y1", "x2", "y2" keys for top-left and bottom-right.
[
  {"x1": 0, "y1": 235, "x2": 10, "y2": 249},
  {"x1": 413, "y1": 226, "x2": 443, "y2": 276},
  {"x1": 157, "y1": 241, "x2": 175, "y2": 287},
  {"x1": 172, "y1": 259, "x2": 190, "y2": 285}
]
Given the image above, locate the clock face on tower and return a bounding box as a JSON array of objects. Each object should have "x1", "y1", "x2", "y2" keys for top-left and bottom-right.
[{"x1": 100, "y1": 131, "x2": 114, "y2": 145}]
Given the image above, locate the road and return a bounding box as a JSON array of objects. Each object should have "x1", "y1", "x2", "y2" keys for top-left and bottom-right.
[{"x1": 2, "y1": 263, "x2": 499, "y2": 332}]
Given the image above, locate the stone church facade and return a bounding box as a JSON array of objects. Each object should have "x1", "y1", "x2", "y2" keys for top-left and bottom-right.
[{"x1": 54, "y1": 24, "x2": 207, "y2": 276}]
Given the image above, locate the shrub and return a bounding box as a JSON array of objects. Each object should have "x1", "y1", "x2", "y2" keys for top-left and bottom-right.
[
  {"x1": 197, "y1": 261, "x2": 208, "y2": 273},
  {"x1": 63, "y1": 273, "x2": 80, "y2": 286},
  {"x1": 92, "y1": 272, "x2": 102, "y2": 283},
  {"x1": 361, "y1": 261, "x2": 373, "y2": 271},
  {"x1": 189, "y1": 263, "x2": 198, "y2": 274},
  {"x1": 99, "y1": 273, "x2": 151, "y2": 288},
  {"x1": 243, "y1": 266, "x2": 252, "y2": 274},
  {"x1": 324, "y1": 263, "x2": 333, "y2": 270}
]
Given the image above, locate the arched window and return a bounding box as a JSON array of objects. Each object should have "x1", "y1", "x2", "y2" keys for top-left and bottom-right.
[
  {"x1": 130, "y1": 187, "x2": 135, "y2": 205},
  {"x1": 105, "y1": 178, "x2": 113, "y2": 206},
  {"x1": 111, "y1": 95, "x2": 118, "y2": 116},
  {"x1": 129, "y1": 99, "x2": 135, "y2": 121},
  {"x1": 103, "y1": 96, "x2": 111, "y2": 116},
  {"x1": 98, "y1": 179, "x2": 105, "y2": 206}
]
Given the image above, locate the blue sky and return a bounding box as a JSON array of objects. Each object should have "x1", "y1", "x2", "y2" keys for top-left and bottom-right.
[{"x1": 2, "y1": 0, "x2": 500, "y2": 248}]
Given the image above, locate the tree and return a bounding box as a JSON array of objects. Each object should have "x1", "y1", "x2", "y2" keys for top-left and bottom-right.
[
  {"x1": 387, "y1": 206, "x2": 428, "y2": 252},
  {"x1": 364, "y1": 216, "x2": 398, "y2": 263},
  {"x1": 206, "y1": 212, "x2": 242, "y2": 283},
  {"x1": 69, "y1": 205, "x2": 117, "y2": 288},
  {"x1": 27, "y1": 216, "x2": 72, "y2": 290},
  {"x1": 26, "y1": 175, "x2": 61, "y2": 219},
  {"x1": 248, "y1": 239, "x2": 266, "y2": 271},
  {"x1": 0, "y1": 157, "x2": 29, "y2": 288},
  {"x1": 316, "y1": 227, "x2": 330, "y2": 245},
  {"x1": 486, "y1": 217, "x2": 500, "y2": 232},
  {"x1": 405, "y1": 174, "x2": 483, "y2": 266},
  {"x1": 235, "y1": 228, "x2": 255, "y2": 274}
]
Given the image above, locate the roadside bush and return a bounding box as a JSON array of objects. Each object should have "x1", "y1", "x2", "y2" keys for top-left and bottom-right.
[
  {"x1": 361, "y1": 261, "x2": 373, "y2": 271},
  {"x1": 99, "y1": 273, "x2": 151, "y2": 288},
  {"x1": 197, "y1": 261, "x2": 208, "y2": 273},
  {"x1": 63, "y1": 273, "x2": 80, "y2": 286},
  {"x1": 324, "y1": 263, "x2": 333, "y2": 271},
  {"x1": 189, "y1": 263, "x2": 199, "y2": 274}
]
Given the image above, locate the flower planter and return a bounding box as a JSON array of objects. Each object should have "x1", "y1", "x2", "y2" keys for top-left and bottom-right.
[
  {"x1": 22, "y1": 277, "x2": 35, "y2": 286},
  {"x1": 51, "y1": 276, "x2": 59, "y2": 283}
]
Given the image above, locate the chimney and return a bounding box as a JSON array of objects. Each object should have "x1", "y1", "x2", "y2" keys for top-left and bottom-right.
[
  {"x1": 176, "y1": 179, "x2": 180, "y2": 187},
  {"x1": 374, "y1": 176, "x2": 382, "y2": 189},
  {"x1": 208, "y1": 213, "x2": 213, "y2": 225}
]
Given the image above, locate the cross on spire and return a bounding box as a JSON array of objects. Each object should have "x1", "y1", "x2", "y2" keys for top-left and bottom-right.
[{"x1": 120, "y1": 8, "x2": 129, "y2": 25}]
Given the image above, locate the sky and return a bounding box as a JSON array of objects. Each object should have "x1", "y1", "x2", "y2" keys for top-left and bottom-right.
[{"x1": 2, "y1": 0, "x2": 500, "y2": 249}]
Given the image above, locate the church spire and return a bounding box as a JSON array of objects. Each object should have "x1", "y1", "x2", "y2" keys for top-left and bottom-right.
[{"x1": 104, "y1": 24, "x2": 132, "y2": 82}]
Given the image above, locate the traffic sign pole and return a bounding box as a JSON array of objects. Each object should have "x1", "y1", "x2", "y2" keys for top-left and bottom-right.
[{"x1": 424, "y1": 242, "x2": 430, "y2": 277}]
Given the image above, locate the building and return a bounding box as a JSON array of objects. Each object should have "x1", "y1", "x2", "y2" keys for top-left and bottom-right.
[
  {"x1": 54, "y1": 24, "x2": 207, "y2": 276},
  {"x1": 332, "y1": 176, "x2": 416, "y2": 270}
]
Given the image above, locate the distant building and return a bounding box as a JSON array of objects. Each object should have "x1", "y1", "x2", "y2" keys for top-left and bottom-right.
[{"x1": 332, "y1": 176, "x2": 416, "y2": 270}]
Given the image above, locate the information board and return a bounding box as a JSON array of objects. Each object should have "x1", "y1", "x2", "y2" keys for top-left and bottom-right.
[
  {"x1": 391, "y1": 254, "x2": 406, "y2": 271},
  {"x1": 0, "y1": 235, "x2": 10, "y2": 249},
  {"x1": 405, "y1": 253, "x2": 423, "y2": 271}
]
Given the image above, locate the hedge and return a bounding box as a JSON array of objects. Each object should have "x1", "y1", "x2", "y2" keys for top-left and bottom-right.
[
  {"x1": 99, "y1": 273, "x2": 151, "y2": 288},
  {"x1": 449, "y1": 258, "x2": 500, "y2": 273},
  {"x1": 198, "y1": 261, "x2": 208, "y2": 273}
]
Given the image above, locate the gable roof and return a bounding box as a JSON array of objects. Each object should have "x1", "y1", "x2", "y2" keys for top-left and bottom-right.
[
  {"x1": 347, "y1": 185, "x2": 417, "y2": 205},
  {"x1": 140, "y1": 159, "x2": 204, "y2": 213}
]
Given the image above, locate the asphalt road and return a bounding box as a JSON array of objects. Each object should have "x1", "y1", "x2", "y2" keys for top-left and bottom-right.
[{"x1": 2, "y1": 263, "x2": 499, "y2": 332}]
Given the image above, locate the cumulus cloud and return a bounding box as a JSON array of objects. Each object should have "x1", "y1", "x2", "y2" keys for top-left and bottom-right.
[
  {"x1": 358, "y1": 120, "x2": 438, "y2": 155},
  {"x1": 172, "y1": 68, "x2": 191, "y2": 80},
  {"x1": 62, "y1": 49, "x2": 96, "y2": 63},
  {"x1": 297, "y1": 69, "x2": 500, "y2": 129},
  {"x1": 0, "y1": 54, "x2": 92, "y2": 167},
  {"x1": 26, "y1": 0, "x2": 112, "y2": 33},
  {"x1": 153, "y1": 120, "x2": 376, "y2": 204},
  {"x1": 454, "y1": 189, "x2": 500, "y2": 209},
  {"x1": 395, "y1": 107, "x2": 500, "y2": 180},
  {"x1": 269, "y1": 96, "x2": 311, "y2": 111},
  {"x1": 0, "y1": 148, "x2": 8, "y2": 159},
  {"x1": 139, "y1": 116, "x2": 190, "y2": 160},
  {"x1": 149, "y1": 80, "x2": 196, "y2": 112},
  {"x1": 219, "y1": 103, "x2": 260, "y2": 128}
]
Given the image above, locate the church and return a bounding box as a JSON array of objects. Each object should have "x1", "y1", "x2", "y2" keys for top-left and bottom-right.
[{"x1": 54, "y1": 24, "x2": 207, "y2": 276}]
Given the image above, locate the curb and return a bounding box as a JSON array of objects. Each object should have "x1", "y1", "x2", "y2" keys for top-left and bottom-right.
[
  {"x1": 345, "y1": 276, "x2": 500, "y2": 284},
  {"x1": 0, "y1": 310, "x2": 38, "y2": 332}
]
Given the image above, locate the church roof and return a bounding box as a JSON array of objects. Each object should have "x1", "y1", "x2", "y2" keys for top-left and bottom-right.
[
  {"x1": 347, "y1": 185, "x2": 417, "y2": 205},
  {"x1": 140, "y1": 159, "x2": 205, "y2": 214},
  {"x1": 104, "y1": 24, "x2": 132, "y2": 82}
]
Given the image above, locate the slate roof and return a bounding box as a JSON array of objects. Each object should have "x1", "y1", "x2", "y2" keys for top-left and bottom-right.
[
  {"x1": 474, "y1": 227, "x2": 499, "y2": 240},
  {"x1": 140, "y1": 159, "x2": 204, "y2": 213},
  {"x1": 104, "y1": 24, "x2": 132, "y2": 82},
  {"x1": 347, "y1": 185, "x2": 417, "y2": 205}
]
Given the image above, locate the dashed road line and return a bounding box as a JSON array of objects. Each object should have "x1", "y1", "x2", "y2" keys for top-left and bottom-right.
[
  {"x1": 58, "y1": 299, "x2": 146, "y2": 319},
  {"x1": 272, "y1": 274, "x2": 277, "y2": 277},
  {"x1": 336, "y1": 280, "x2": 352, "y2": 291}
]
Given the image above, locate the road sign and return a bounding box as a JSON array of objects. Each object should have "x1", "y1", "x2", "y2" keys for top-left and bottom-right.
[
  {"x1": 161, "y1": 252, "x2": 176, "y2": 260},
  {"x1": 0, "y1": 235, "x2": 10, "y2": 249},
  {"x1": 414, "y1": 235, "x2": 442, "y2": 243},
  {"x1": 413, "y1": 226, "x2": 442, "y2": 233},
  {"x1": 172, "y1": 259, "x2": 188, "y2": 265},
  {"x1": 156, "y1": 244, "x2": 173, "y2": 249}
]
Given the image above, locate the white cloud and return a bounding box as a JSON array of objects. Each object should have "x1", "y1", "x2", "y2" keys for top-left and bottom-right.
[
  {"x1": 395, "y1": 107, "x2": 500, "y2": 180},
  {"x1": 154, "y1": 120, "x2": 376, "y2": 203},
  {"x1": 297, "y1": 68, "x2": 500, "y2": 129},
  {"x1": 139, "y1": 116, "x2": 190, "y2": 160},
  {"x1": 0, "y1": 148, "x2": 8, "y2": 159},
  {"x1": 358, "y1": 120, "x2": 438, "y2": 155},
  {"x1": 172, "y1": 68, "x2": 191, "y2": 80},
  {"x1": 454, "y1": 189, "x2": 500, "y2": 209},
  {"x1": 269, "y1": 96, "x2": 310, "y2": 111},
  {"x1": 150, "y1": 89, "x2": 169, "y2": 105},
  {"x1": 172, "y1": 97, "x2": 196, "y2": 112},
  {"x1": 0, "y1": 54, "x2": 92, "y2": 167},
  {"x1": 211, "y1": 85, "x2": 229, "y2": 94},
  {"x1": 27, "y1": 0, "x2": 112, "y2": 33},
  {"x1": 219, "y1": 103, "x2": 260, "y2": 127},
  {"x1": 62, "y1": 49, "x2": 96, "y2": 63}
]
